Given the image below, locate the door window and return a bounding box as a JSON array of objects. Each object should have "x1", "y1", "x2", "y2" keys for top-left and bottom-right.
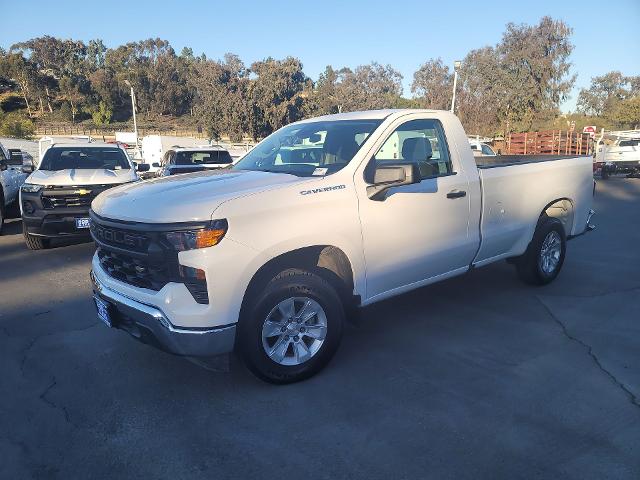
[
  {"x1": 373, "y1": 119, "x2": 453, "y2": 179},
  {"x1": 481, "y1": 144, "x2": 495, "y2": 156}
]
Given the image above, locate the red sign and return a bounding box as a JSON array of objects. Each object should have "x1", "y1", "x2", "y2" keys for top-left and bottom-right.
[{"x1": 583, "y1": 125, "x2": 597, "y2": 137}]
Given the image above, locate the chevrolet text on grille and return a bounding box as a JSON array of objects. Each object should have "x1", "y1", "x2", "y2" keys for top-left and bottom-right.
[{"x1": 91, "y1": 224, "x2": 146, "y2": 249}]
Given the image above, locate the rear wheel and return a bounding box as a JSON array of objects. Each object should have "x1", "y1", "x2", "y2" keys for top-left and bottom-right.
[
  {"x1": 238, "y1": 269, "x2": 344, "y2": 384},
  {"x1": 23, "y1": 223, "x2": 50, "y2": 250},
  {"x1": 515, "y1": 217, "x2": 566, "y2": 285}
]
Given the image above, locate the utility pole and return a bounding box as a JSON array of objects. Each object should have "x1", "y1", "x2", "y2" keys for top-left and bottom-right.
[
  {"x1": 124, "y1": 80, "x2": 141, "y2": 160},
  {"x1": 124, "y1": 80, "x2": 138, "y2": 141},
  {"x1": 450, "y1": 60, "x2": 462, "y2": 114}
]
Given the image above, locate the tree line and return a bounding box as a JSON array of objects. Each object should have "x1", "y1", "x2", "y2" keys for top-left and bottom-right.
[{"x1": 0, "y1": 16, "x2": 638, "y2": 141}]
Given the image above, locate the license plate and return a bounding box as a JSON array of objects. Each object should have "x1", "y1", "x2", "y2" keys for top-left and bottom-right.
[
  {"x1": 94, "y1": 296, "x2": 112, "y2": 327},
  {"x1": 76, "y1": 218, "x2": 90, "y2": 229}
]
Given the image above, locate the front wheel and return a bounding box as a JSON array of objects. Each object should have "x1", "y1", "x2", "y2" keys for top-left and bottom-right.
[
  {"x1": 515, "y1": 217, "x2": 566, "y2": 285},
  {"x1": 23, "y1": 223, "x2": 50, "y2": 250},
  {"x1": 237, "y1": 269, "x2": 344, "y2": 384}
]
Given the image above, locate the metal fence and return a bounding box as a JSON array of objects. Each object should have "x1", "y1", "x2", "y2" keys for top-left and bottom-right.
[{"x1": 33, "y1": 126, "x2": 223, "y2": 141}]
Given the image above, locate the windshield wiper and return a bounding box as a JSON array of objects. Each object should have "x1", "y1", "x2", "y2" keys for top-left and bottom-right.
[{"x1": 256, "y1": 168, "x2": 302, "y2": 177}]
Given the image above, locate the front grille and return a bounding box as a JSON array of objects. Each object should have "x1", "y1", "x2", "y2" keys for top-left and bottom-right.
[
  {"x1": 91, "y1": 213, "x2": 209, "y2": 304},
  {"x1": 42, "y1": 184, "x2": 114, "y2": 210},
  {"x1": 90, "y1": 222, "x2": 150, "y2": 253},
  {"x1": 43, "y1": 195, "x2": 93, "y2": 209},
  {"x1": 97, "y1": 248, "x2": 168, "y2": 291}
]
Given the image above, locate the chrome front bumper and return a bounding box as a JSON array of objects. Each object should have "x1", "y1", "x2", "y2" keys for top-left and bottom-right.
[{"x1": 90, "y1": 270, "x2": 236, "y2": 356}]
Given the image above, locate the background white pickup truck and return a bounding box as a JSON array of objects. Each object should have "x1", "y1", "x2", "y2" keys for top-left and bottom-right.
[
  {"x1": 20, "y1": 142, "x2": 146, "y2": 250},
  {"x1": 594, "y1": 131, "x2": 640, "y2": 178},
  {"x1": 90, "y1": 109, "x2": 595, "y2": 383}
]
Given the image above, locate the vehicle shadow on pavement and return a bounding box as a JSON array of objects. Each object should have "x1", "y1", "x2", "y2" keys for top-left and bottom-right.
[
  {"x1": 0, "y1": 218, "x2": 94, "y2": 252},
  {"x1": 1, "y1": 217, "x2": 23, "y2": 236},
  {"x1": 2, "y1": 176, "x2": 640, "y2": 479}
]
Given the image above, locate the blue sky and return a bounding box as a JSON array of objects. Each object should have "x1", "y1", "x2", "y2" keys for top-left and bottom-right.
[{"x1": 1, "y1": 0, "x2": 638, "y2": 111}]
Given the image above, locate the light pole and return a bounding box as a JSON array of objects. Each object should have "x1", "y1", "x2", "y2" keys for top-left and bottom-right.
[
  {"x1": 124, "y1": 80, "x2": 138, "y2": 143},
  {"x1": 450, "y1": 60, "x2": 462, "y2": 114}
]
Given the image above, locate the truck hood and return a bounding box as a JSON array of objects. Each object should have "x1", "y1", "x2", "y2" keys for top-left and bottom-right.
[
  {"x1": 91, "y1": 169, "x2": 307, "y2": 223},
  {"x1": 27, "y1": 168, "x2": 137, "y2": 186}
]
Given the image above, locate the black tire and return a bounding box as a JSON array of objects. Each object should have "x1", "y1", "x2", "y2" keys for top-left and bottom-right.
[
  {"x1": 237, "y1": 269, "x2": 344, "y2": 384},
  {"x1": 516, "y1": 216, "x2": 566, "y2": 285},
  {"x1": 23, "y1": 223, "x2": 50, "y2": 250},
  {"x1": 601, "y1": 166, "x2": 609, "y2": 179}
]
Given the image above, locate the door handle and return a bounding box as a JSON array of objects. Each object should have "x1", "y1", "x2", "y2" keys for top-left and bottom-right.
[{"x1": 447, "y1": 190, "x2": 467, "y2": 199}]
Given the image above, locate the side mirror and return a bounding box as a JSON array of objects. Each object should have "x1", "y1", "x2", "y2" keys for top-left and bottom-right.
[
  {"x1": 22, "y1": 162, "x2": 34, "y2": 174},
  {"x1": 0, "y1": 159, "x2": 7, "y2": 171},
  {"x1": 366, "y1": 162, "x2": 420, "y2": 200},
  {"x1": 137, "y1": 163, "x2": 151, "y2": 172},
  {"x1": 152, "y1": 162, "x2": 160, "y2": 168}
]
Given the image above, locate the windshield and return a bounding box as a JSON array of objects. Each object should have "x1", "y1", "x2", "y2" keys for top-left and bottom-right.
[
  {"x1": 40, "y1": 147, "x2": 131, "y2": 171},
  {"x1": 175, "y1": 150, "x2": 233, "y2": 166},
  {"x1": 233, "y1": 119, "x2": 383, "y2": 177}
]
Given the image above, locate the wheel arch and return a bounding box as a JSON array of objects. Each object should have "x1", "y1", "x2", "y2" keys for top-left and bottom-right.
[
  {"x1": 239, "y1": 245, "x2": 357, "y2": 321},
  {"x1": 540, "y1": 197, "x2": 575, "y2": 237}
]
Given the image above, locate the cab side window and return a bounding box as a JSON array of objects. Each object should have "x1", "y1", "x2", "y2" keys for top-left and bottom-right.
[
  {"x1": 481, "y1": 144, "x2": 495, "y2": 156},
  {"x1": 373, "y1": 119, "x2": 453, "y2": 179}
]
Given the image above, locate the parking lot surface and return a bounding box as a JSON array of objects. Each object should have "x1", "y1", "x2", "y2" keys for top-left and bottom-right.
[{"x1": 1, "y1": 178, "x2": 639, "y2": 479}]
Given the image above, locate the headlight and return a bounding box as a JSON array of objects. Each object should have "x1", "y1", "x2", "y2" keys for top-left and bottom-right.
[
  {"x1": 21, "y1": 183, "x2": 43, "y2": 193},
  {"x1": 164, "y1": 219, "x2": 228, "y2": 251}
]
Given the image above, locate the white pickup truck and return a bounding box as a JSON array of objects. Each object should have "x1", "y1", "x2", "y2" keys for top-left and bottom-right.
[
  {"x1": 89, "y1": 109, "x2": 595, "y2": 383},
  {"x1": 20, "y1": 142, "x2": 148, "y2": 249},
  {"x1": 594, "y1": 131, "x2": 640, "y2": 178}
]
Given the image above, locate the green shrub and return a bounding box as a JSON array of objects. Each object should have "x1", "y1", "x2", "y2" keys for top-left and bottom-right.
[
  {"x1": 90, "y1": 101, "x2": 113, "y2": 126},
  {"x1": 0, "y1": 113, "x2": 36, "y2": 139}
]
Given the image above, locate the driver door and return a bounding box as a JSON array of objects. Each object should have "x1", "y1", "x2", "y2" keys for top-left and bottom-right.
[{"x1": 357, "y1": 118, "x2": 477, "y2": 300}]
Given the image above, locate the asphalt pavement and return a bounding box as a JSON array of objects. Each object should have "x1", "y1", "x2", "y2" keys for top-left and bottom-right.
[{"x1": 1, "y1": 177, "x2": 639, "y2": 479}]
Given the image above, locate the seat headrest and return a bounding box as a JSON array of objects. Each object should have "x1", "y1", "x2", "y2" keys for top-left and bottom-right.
[
  {"x1": 323, "y1": 132, "x2": 359, "y2": 165},
  {"x1": 401, "y1": 137, "x2": 432, "y2": 162}
]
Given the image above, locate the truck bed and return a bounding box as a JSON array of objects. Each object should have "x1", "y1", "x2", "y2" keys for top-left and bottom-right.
[
  {"x1": 475, "y1": 155, "x2": 588, "y2": 169},
  {"x1": 472, "y1": 154, "x2": 594, "y2": 266}
]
